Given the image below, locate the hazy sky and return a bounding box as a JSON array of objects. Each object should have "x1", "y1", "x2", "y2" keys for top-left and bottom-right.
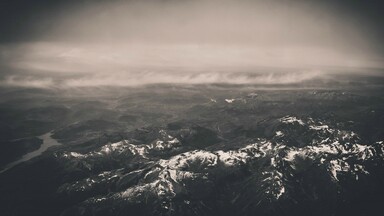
[{"x1": 1, "y1": 0, "x2": 384, "y2": 87}]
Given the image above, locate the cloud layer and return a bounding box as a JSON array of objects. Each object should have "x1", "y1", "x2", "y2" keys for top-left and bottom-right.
[{"x1": 0, "y1": 0, "x2": 383, "y2": 88}]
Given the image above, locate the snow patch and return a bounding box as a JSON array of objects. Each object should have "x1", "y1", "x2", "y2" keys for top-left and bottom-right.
[
  {"x1": 279, "y1": 116, "x2": 305, "y2": 126},
  {"x1": 225, "y1": 99, "x2": 236, "y2": 103}
]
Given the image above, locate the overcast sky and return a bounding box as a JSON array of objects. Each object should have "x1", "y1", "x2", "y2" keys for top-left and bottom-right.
[{"x1": 1, "y1": 0, "x2": 384, "y2": 87}]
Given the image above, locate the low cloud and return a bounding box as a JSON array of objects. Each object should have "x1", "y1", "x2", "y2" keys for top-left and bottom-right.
[
  {"x1": 0, "y1": 75, "x2": 55, "y2": 88},
  {"x1": 0, "y1": 69, "x2": 324, "y2": 88}
]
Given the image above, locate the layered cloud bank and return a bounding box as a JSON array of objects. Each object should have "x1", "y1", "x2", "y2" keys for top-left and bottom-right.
[{"x1": 0, "y1": 0, "x2": 383, "y2": 88}]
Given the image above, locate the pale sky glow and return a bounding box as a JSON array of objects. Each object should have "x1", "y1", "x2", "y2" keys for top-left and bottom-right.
[
  {"x1": 0, "y1": 0, "x2": 383, "y2": 88},
  {"x1": 7, "y1": 43, "x2": 380, "y2": 73}
]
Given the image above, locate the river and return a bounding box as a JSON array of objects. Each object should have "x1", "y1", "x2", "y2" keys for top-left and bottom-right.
[{"x1": 0, "y1": 132, "x2": 61, "y2": 174}]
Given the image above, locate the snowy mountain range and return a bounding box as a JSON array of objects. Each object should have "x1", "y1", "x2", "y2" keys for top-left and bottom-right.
[{"x1": 54, "y1": 116, "x2": 384, "y2": 216}]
